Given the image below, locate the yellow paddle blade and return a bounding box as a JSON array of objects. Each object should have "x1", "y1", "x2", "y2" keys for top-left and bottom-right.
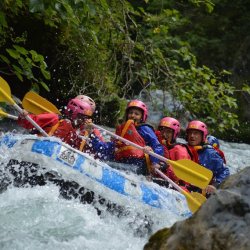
[
  {"x1": 190, "y1": 191, "x2": 207, "y2": 203},
  {"x1": 0, "y1": 76, "x2": 15, "y2": 104},
  {"x1": 168, "y1": 159, "x2": 213, "y2": 189},
  {"x1": 183, "y1": 191, "x2": 206, "y2": 213},
  {"x1": 22, "y1": 91, "x2": 61, "y2": 115},
  {"x1": 0, "y1": 108, "x2": 8, "y2": 117}
]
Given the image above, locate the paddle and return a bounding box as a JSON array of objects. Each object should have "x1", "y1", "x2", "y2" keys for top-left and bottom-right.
[
  {"x1": 154, "y1": 167, "x2": 206, "y2": 213},
  {"x1": 23, "y1": 91, "x2": 61, "y2": 115},
  {"x1": 0, "y1": 76, "x2": 49, "y2": 137},
  {"x1": 0, "y1": 107, "x2": 18, "y2": 120}
]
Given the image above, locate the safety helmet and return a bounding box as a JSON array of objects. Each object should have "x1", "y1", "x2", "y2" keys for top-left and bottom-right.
[
  {"x1": 186, "y1": 120, "x2": 208, "y2": 142},
  {"x1": 65, "y1": 98, "x2": 93, "y2": 120},
  {"x1": 158, "y1": 117, "x2": 180, "y2": 141},
  {"x1": 207, "y1": 135, "x2": 220, "y2": 149},
  {"x1": 76, "y1": 95, "x2": 96, "y2": 112},
  {"x1": 126, "y1": 100, "x2": 148, "y2": 122}
]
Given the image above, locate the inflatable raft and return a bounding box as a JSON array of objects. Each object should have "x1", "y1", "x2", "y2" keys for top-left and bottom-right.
[{"x1": 0, "y1": 134, "x2": 191, "y2": 221}]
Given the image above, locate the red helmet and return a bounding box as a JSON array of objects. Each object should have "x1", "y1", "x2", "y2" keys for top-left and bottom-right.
[
  {"x1": 75, "y1": 95, "x2": 96, "y2": 112},
  {"x1": 186, "y1": 120, "x2": 208, "y2": 142},
  {"x1": 126, "y1": 100, "x2": 148, "y2": 122},
  {"x1": 65, "y1": 98, "x2": 93, "y2": 120},
  {"x1": 158, "y1": 117, "x2": 180, "y2": 141}
]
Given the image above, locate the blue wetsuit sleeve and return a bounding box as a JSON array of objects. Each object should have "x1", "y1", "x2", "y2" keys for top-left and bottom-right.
[
  {"x1": 200, "y1": 148, "x2": 230, "y2": 185},
  {"x1": 138, "y1": 125, "x2": 164, "y2": 164},
  {"x1": 90, "y1": 135, "x2": 115, "y2": 161},
  {"x1": 212, "y1": 155, "x2": 230, "y2": 185}
]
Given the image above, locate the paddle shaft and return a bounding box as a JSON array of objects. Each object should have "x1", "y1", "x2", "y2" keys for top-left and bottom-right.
[
  {"x1": 0, "y1": 109, "x2": 18, "y2": 120},
  {"x1": 93, "y1": 123, "x2": 178, "y2": 165}
]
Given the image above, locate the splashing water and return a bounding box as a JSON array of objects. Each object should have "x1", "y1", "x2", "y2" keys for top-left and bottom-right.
[{"x1": 0, "y1": 132, "x2": 249, "y2": 250}]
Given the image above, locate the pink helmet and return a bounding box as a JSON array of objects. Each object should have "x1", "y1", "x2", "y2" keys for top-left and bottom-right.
[
  {"x1": 158, "y1": 117, "x2": 180, "y2": 141},
  {"x1": 186, "y1": 120, "x2": 208, "y2": 142},
  {"x1": 65, "y1": 98, "x2": 93, "y2": 120},
  {"x1": 76, "y1": 95, "x2": 96, "y2": 112},
  {"x1": 126, "y1": 100, "x2": 148, "y2": 122}
]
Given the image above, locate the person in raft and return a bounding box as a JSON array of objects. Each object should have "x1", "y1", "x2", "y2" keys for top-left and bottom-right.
[
  {"x1": 185, "y1": 120, "x2": 230, "y2": 195},
  {"x1": 85, "y1": 100, "x2": 165, "y2": 176},
  {"x1": 74, "y1": 94, "x2": 104, "y2": 151},
  {"x1": 155, "y1": 117, "x2": 192, "y2": 190},
  {"x1": 17, "y1": 97, "x2": 101, "y2": 152}
]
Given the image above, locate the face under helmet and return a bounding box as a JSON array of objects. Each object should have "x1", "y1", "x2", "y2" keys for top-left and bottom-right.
[
  {"x1": 158, "y1": 117, "x2": 181, "y2": 141},
  {"x1": 65, "y1": 98, "x2": 93, "y2": 120},
  {"x1": 126, "y1": 100, "x2": 148, "y2": 122},
  {"x1": 186, "y1": 120, "x2": 208, "y2": 142}
]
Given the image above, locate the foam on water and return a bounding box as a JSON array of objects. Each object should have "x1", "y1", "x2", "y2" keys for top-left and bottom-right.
[
  {"x1": 0, "y1": 186, "x2": 147, "y2": 250},
  {"x1": 0, "y1": 132, "x2": 250, "y2": 250}
]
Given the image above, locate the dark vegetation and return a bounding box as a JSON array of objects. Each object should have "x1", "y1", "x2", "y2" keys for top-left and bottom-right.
[{"x1": 0, "y1": 0, "x2": 249, "y2": 142}]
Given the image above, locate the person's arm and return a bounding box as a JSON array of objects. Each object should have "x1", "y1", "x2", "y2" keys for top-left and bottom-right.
[
  {"x1": 202, "y1": 148, "x2": 230, "y2": 186},
  {"x1": 138, "y1": 126, "x2": 164, "y2": 165},
  {"x1": 18, "y1": 112, "x2": 59, "y2": 129},
  {"x1": 210, "y1": 152, "x2": 230, "y2": 185},
  {"x1": 89, "y1": 134, "x2": 115, "y2": 161}
]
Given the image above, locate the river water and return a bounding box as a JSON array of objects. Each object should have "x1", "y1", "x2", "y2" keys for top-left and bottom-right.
[{"x1": 0, "y1": 124, "x2": 250, "y2": 249}]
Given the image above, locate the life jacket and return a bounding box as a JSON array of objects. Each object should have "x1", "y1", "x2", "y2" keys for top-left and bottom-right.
[
  {"x1": 155, "y1": 130, "x2": 193, "y2": 190},
  {"x1": 45, "y1": 119, "x2": 81, "y2": 149},
  {"x1": 78, "y1": 128, "x2": 103, "y2": 156},
  {"x1": 114, "y1": 120, "x2": 146, "y2": 161},
  {"x1": 185, "y1": 145, "x2": 200, "y2": 163},
  {"x1": 155, "y1": 130, "x2": 194, "y2": 160},
  {"x1": 155, "y1": 130, "x2": 170, "y2": 158}
]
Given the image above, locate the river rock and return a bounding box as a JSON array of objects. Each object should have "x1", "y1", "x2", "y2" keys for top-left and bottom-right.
[{"x1": 144, "y1": 166, "x2": 250, "y2": 250}]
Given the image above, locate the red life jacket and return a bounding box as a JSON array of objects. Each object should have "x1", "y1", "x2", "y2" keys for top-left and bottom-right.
[
  {"x1": 46, "y1": 119, "x2": 81, "y2": 149},
  {"x1": 155, "y1": 130, "x2": 170, "y2": 159},
  {"x1": 114, "y1": 120, "x2": 146, "y2": 161},
  {"x1": 18, "y1": 112, "x2": 82, "y2": 149},
  {"x1": 186, "y1": 145, "x2": 200, "y2": 163},
  {"x1": 79, "y1": 128, "x2": 104, "y2": 156},
  {"x1": 155, "y1": 130, "x2": 192, "y2": 190}
]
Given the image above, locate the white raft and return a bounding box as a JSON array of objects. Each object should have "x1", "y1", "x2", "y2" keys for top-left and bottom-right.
[{"x1": 0, "y1": 134, "x2": 192, "y2": 219}]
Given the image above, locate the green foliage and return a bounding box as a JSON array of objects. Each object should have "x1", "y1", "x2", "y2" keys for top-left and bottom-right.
[
  {"x1": 0, "y1": 0, "x2": 50, "y2": 91},
  {"x1": 4, "y1": 45, "x2": 50, "y2": 88},
  {"x1": 0, "y1": 0, "x2": 249, "y2": 139}
]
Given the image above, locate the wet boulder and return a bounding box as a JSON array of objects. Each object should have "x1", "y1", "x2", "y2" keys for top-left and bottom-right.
[{"x1": 144, "y1": 166, "x2": 250, "y2": 250}]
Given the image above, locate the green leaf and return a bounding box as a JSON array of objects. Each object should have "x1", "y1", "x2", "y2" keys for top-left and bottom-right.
[
  {"x1": 0, "y1": 11, "x2": 7, "y2": 28},
  {"x1": 13, "y1": 65, "x2": 23, "y2": 81},
  {"x1": 41, "y1": 68, "x2": 51, "y2": 80},
  {"x1": 13, "y1": 45, "x2": 28, "y2": 56},
  {"x1": 29, "y1": 50, "x2": 44, "y2": 62},
  {"x1": 6, "y1": 49, "x2": 20, "y2": 59},
  {"x1": 0, "y1": 54, "x2": 10, "y2": 64},
  {"x1": 40, "y1": 81, "x2": 50, "y2": 91},
  {"x1": 242, "y1": 84, "x2": 250, "y2": 94}
]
